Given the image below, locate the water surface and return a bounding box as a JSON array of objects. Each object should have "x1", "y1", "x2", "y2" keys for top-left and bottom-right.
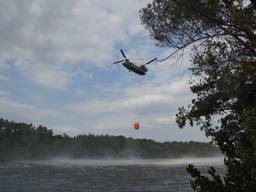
[{"x1": 0, "y1": 157, "x2": 224, "y2": 192}]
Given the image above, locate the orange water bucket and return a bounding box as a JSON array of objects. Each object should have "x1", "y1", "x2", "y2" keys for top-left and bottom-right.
[{"x1": 133, "y1": 122, "x2": 140, "y2": 130}]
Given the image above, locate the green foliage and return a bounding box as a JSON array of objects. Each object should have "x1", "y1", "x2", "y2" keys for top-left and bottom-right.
[
  {"x1": 140, "y1": 0, "x2": 256, "y2": 191},
  {"x1": 187, "y1": 164, "x2": 225, "y2": 191},
  {"x1": 0, "y1": 118, "x2": 219, "y2": 161}
]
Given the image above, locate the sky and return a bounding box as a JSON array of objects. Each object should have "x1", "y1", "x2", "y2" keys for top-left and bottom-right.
[{"x1": 0, "y1": 0, "x2": 208, "y2": 142}]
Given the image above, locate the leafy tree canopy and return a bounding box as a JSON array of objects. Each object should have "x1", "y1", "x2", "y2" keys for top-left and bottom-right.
[
  {"x1": 0, "y1": 118, "x2": 219, "y2": 161},
  {"x1": 140, "y1": 0, "x2": 256, "y2": 191}
]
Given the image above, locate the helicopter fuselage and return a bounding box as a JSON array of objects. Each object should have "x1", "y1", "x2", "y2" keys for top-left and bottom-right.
[
  {"x1": 123, "y1": 60, "x2": 148, "y2": 75},
  {"x1": 113, "y1": 49, "x2": 156, "y2": 75}
]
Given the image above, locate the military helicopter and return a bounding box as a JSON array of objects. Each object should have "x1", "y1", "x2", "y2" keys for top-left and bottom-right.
[{"x1": 113, "y1": 49, "x2": 157, "y2": 75}]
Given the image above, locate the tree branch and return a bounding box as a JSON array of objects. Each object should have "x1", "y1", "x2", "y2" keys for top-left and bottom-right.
[{"x1": 157, "y1": 32, "x2": 229, "y2": 62}]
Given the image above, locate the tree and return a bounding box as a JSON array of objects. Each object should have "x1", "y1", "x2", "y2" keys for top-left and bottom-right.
[{"x1": 140, "y1": 0, "x2": 256, "y2": 191}]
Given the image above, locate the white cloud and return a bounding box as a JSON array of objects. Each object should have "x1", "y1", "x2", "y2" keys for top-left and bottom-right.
[
  {"x1": 69, "y1": 77, "x2": 190, "y2": 114},
  {"x1": 15, "y1": 60, "x2": 70, "y2": 90},
  {"x1": 66, "y1": 76, "x2": 197, "y2": 140},
  {"x1": 0, "y1": 74, "x2": 9, "y2": 81},
  {"x1": 0, "y1": 0, "x2": 150, "y2": 89},
  {"x1": 51, "y1": 112, "x2": 208, "y2": 142},
  {"x1": 0, "y1": 90, "x2": 10, "y2": 97},
  {"x1": 0, "y1": 96, "x2": 61, "y2": 125},
  {"x1": 0, "y1": 0, "x2": 207, "y2": 141}
]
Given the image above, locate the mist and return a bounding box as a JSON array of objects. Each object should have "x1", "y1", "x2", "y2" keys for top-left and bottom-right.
[{"x1": 29, "y1": 156, "x2": 224, "y2": 167}]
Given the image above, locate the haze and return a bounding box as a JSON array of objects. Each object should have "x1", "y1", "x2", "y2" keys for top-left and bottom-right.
[{"x1": 29, "y1": 157, "x2": 224, "y2": 167}]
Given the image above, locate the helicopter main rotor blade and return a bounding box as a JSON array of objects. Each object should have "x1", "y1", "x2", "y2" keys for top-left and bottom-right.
[
  {"x1": 129, "y1": 59, "x2": 145, "y2": 61},
  {"x1": 113, "y1": 59, "x2": 124, "y2": 64},
  {"x1": 120, "y1": 49, "x2": 127, "y2": 58},
  {"x1": 145, "y1": 58, "x2": 158, "y2": 65}
]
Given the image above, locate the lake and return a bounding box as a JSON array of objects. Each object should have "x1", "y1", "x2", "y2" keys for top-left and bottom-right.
[{"x1": 0, "y1": 157, "x2": 224, "y2": 192}]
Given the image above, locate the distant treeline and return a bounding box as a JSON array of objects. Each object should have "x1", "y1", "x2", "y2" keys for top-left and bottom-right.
[{"x1": 0, "y1": 118, "x2": 220, "y2": 161}]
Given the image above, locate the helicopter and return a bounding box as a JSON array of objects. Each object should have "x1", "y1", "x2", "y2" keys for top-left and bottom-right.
[{"x1": 113, "y1": 49, "x2": 157, "y2": 75}]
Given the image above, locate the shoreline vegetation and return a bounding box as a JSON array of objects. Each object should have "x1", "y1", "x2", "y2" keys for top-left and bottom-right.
[{"x1": 0, "y1": 118, "x2": 220, "y2": 161}]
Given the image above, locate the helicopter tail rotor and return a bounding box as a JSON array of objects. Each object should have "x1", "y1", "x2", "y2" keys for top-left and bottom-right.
[
  {"x1": 113, "y1": 59, "x2": 125, "y2": 64},
  {"x1": 113, "y1": 49, "x2": 128, "y2": 64}
]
